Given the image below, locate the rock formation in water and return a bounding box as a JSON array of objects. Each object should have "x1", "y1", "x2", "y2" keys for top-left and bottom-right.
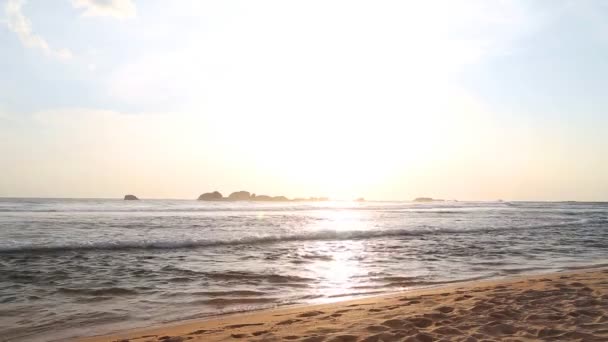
[
  {"x1": 228, "y1": 191, "x2": 252, "y2": 201},
  {"x1": 196, "y1": 190, "x2": 329, "y2": 202},
  {"x1": 124, "y1": 194, "x2": 139, "y2": 200},
  {"x1": 413, "y1": 197, "x2": 444, "y2": 202},
  {"x1": 198, "y1": 191, "x2": 223, "y2": 201}
]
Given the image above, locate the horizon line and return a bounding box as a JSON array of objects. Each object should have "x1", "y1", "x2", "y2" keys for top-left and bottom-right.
[{"x1": 0, "y1": 196, "x2": 606, "y2": 203}]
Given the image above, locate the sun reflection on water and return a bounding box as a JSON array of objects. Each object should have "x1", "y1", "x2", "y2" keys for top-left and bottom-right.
[
  {"x1": 301, "y1": 207, "x2": 375, "y2": 302},
  {"x1": 312, "y1": 207, "x2": 370, "y2": 232}
]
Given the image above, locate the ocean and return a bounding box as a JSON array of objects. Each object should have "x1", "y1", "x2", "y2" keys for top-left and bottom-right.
[{"x1": 1, "y1": 198, "x2": 607, "y2": 341}]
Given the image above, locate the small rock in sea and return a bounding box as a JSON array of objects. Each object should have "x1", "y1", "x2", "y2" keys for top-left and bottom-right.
[
  {"x1": 197, "y1": 191, "x2": 223, "y2": 200},
  {"x1": 123, "y1": 194, "x2": 139, "y2": 200}
]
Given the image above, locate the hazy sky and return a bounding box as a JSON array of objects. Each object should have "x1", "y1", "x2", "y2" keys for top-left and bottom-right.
[{"x1": 1, "y1": 0, "x2": 607, "y2": 200}]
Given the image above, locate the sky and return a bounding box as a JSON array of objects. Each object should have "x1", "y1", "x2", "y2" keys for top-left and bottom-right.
[{"x1": 1, "y1": 0, "x2": 607, "y2": 201}]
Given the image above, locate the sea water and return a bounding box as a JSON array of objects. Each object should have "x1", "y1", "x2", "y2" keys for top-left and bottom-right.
[{"x1": 1, "y1": 199, "x2": 607, "y2": 341}]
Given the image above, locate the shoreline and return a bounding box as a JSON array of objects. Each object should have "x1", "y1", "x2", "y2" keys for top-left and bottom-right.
[{"x1": 79, "y1": 266, "x2": 608, "y2": 341}]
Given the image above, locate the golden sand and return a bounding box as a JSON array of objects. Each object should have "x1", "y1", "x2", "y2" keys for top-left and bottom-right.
[{"x1": 80, "y1": 268, "x2": 608, "y2": 342}]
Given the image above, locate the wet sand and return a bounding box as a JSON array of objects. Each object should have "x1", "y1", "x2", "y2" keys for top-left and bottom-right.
[{"x1": 80, "y1": 267, "x2": 608, "y2": 342}]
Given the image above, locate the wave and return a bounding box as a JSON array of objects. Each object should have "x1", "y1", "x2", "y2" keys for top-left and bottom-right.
[
  {"x1": 160, "y1": 267, "x2": 314, "y2": 284},
  {"x1": 348, "y1": 274, "x2": 504, "y2": 292},
  {"x1": 0, "y1": 218, "x2": 600, "y2": 254},
  {"x1": 561, "y1": 262, "x2": 608, "y2": 271},
  {"x1": 57, "y1": 287, "x2": 137, "y2": 296},
  {"x1": 163, "y1": 290, "x2": 268, "y2": 297},
  {"x1": 2, "y1": 199, "x2": 607, "y2": 215},
  {"x1": 0, "y1": 201, "x2": 523, "y2": 213},
  {"x1": 192, "y1": 297, "x2": 278, "y2": 306}
]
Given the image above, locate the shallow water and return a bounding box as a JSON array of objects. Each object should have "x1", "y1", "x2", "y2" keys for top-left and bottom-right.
[{"x1": 0, "y1": 199, "x2": 607, "y2": 341}]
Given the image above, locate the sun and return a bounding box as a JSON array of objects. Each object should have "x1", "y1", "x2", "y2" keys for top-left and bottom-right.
[{"x1": 203, "y1": 85, "x2": 483, "y2": 200}]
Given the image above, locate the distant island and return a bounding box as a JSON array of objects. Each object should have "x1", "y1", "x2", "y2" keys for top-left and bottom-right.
[
  {"x1": 198, "y1": 191, "x2": 328, "y2": 202},
  {"x1": 413, "y1": 197, "x2": 445, "y2": 202},
  {"x1": 124, "y1": 194, "x2": 139, "y2": 200}
]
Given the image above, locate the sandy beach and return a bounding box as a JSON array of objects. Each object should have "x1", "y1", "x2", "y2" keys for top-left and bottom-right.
[{"x1": 80, "y1": 267, "x2": 608, "y2": 342}]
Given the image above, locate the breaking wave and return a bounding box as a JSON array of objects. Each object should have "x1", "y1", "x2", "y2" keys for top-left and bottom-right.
[{"x1": 0, "y1": 218, "x2": 595, "y2": 254}]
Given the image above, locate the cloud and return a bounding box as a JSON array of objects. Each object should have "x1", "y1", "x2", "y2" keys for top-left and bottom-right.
[
  {"x1": 4, "y1": 0, "x2": 73, "y2": 60},
  {"x1": 104, "y1": 1, "x2": 537, "y2": 110},
  {"x1": 71, "y1": 0, "x2": 136, "y2": 19}
]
